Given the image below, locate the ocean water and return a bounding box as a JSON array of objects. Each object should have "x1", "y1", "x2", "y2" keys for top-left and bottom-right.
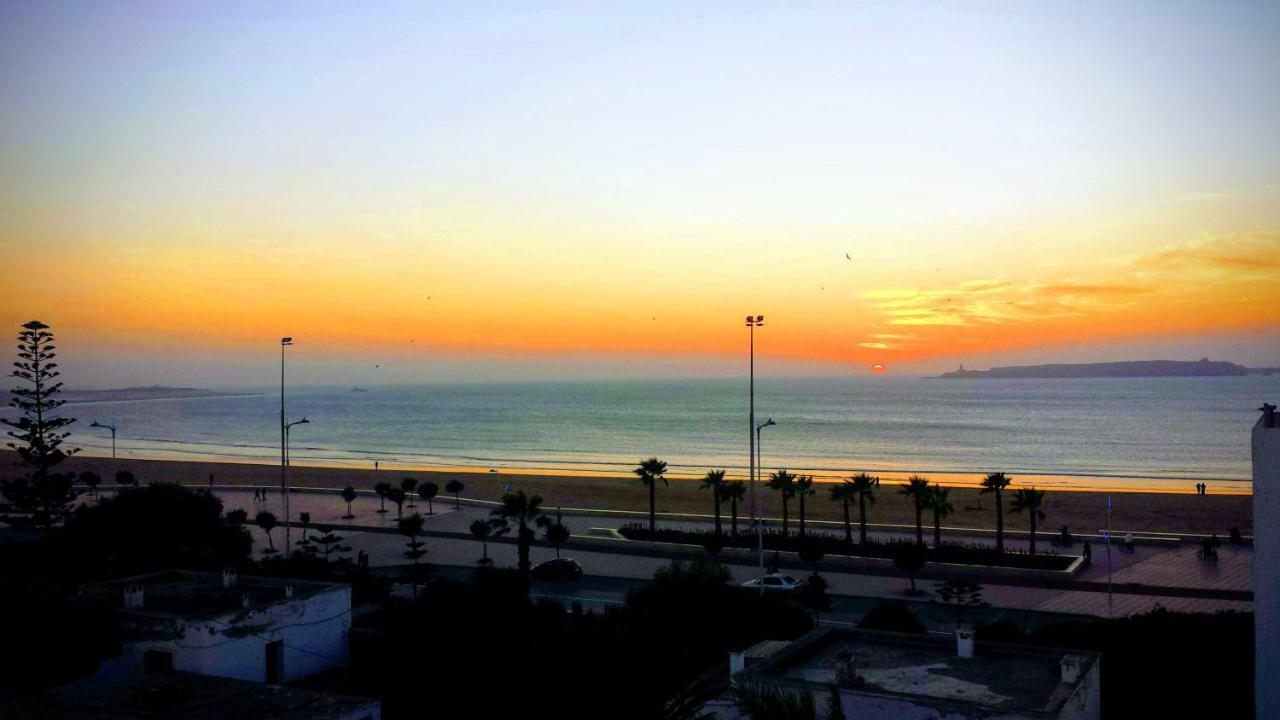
[{"x1": 39, "y1": 375, "x2": 1280, "y2": 492}]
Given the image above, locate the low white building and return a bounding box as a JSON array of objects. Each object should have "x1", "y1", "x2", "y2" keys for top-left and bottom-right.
[
  {"x1": 1254, "y1": 403, "x2": 1278, "y2": 720},
  {"x1": 81, "y1": 569, "x2": 352, "y2": 684},
  {"x1": 706, "y1": 628, "x2": 1101, "y2": 720}
]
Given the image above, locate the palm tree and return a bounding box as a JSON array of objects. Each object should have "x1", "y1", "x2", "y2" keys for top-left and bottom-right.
[
  {"x1": 633, "y1": 457, "x2": 668, "y2": 534},
  {"x1": 767, "y1": 470, "x2": 797, "y2": 536},
  {"x1": 722, "y1": 480, "x2": 746, "y2": 536},
  {"x1": 490, "y1": 490, "x2": 548, "y2": 580},
  {"x1": 899, "y1": 475, "x2": 932, "y2": 546},
  {"x1": 794, "y1": 475, "x2": 815, "y2": 537},
  {"x1": 446, "y1": 479, "x2": 465, "y2": 508},
  {"x1": 255, "y1": 510, "x2": 278, "y2": 553},
  {"x1": 544, "y1": 521, "x2": 570, "y2": 558},
  {"x1": 927, "y1": 485, "x2": 954, "y2": 547},
  {"x1": 400, "y1": 477, "x2": 418, "y2": 507},
  {"x1": 374, "y1": 481, "x2": 391, "y2": 513},
  {"x1": 419, "y1": 481, "x2": 439, "y2": 514},
  {"x1": 829, "y1": 480, "x2": 855, "y2": 545},
  {"x1": 1009, "y1": 487, "x2": 1047, "y2": 555},
  {"x1": 340, "y1": 485, "x2": 357, "y2": 518},
  {"x1": 850, "y1": 473, "x2": 877, "y2": 549},
  {"x1": 699, "y1": 469, "x2": 727, "y2": 537},
  {"x1": 980, "y1": 472, "x2": 1013, "y2": 553},
  {"x1": 469, "y1": 518, "x2": 493, "y2": 564}
]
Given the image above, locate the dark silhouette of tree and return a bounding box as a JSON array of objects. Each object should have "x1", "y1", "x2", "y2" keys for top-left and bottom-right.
[
  {"x1": 387, "y1": 487, "x2": 406, "y2": 519},
  {"x1": 1, "y1": 321, "x2": 79, "y2": 528},
  {"x1": 829, "y1": 479, "x2": 855, "y2": 545},
  {"x1": 79, "y1": 471, "x2": 101, "y2": 499},
  {"x1": 898, "y1": 475, "x2": 931, "y2": 546},
  {"x1": 310, "y1": 528, "x2": 348, "y2": 564},
  {"x1": 850, "y1": 473, "x2": 877, "y2": 549},
  {"x1": 1008, "y1": 486, "x2": 1046, "y2": 555},
  {"x1": 374, "y1": 481, "x2": 391, "y2": 513},
  {"x1": 722, "y1": 480, "x2": 746, "y2": 536},
  {"x1": 255, "y1": 510, "x2": 278, "y2": 553},
  {"x1": 490, "y1": 489, "x2": 547, "y2": 582},
  {"x1": 400, "y1": 477, "x2": 418, "y2": 507},
  {"x1": 825, "y1": 683, "x2": 848, "y2": 720},
  {"x1": 699, "y1": 469, "x2": 727, "y2": 537},
  {"x1": 857, "y1": 600, "x2": 926, "y2": 634},
  {"x1": 469, "y1": 518, "x2": 493, "y2": 565},
  {"x1": 418, "y1": 481, "x2": 439, "y2": 514},
  {"x1": 114, "y1": 470, "x2": 136, "y2": 491},
  {"x1": 980, "y1": 472, "x2": 1013, "y2": 553},
  {"x1": 399, "y1": 512, "x2": 427, "y2": 599},
  {"x1": 445, "y1": 478, "x2": 465, "y2": 508},
  {"x1": 633, "y1": 457, "x2": 668, "y2": 533},
  {"x1": 731, "y1": 681, "x2": 817, "y2": 720},
  {"x1": 927, "y1": 485, "x2": 954, "y2": 547},
  {"x1": 892, "y1": 542, "x2": 926, "y2": 595},
  {"x1": 340, "y1": 485, "x2": 357, "y2": 518},
  {"x1": 767, "y1": 469, "x2": 797, "y2": 536},
  {"x1": 226, "y1": 508, "x2": 248, "y2": 525},
  {"x1": 800, "y1": 572, "x2": 831, "y2": 622},
  {"x1": 544, "y1": 520, "x2": 570, "y2": 558},
  {"x1": 794, "y1": 475, "x2": 815, "y2": 536},
  {"x1": 296, "y1": 511, "x2": 314, "y2": 555}
]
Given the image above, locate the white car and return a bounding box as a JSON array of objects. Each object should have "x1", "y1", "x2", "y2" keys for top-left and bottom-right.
[{"x1": 742, "y1": 573, "x2": 804, "y2": 591}]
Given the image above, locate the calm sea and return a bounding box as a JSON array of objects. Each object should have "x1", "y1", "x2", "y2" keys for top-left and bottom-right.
[{"x1": 46, "y1": 376, "x2": 1280, "y2": 492}]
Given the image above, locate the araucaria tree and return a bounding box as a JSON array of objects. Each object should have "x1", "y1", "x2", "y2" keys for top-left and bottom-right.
[
  {"x1": 634, "y1": 457, "x2": 668, "y2": 533},
  {"x1": 490, "y1": 489, "x2": 548, "y2": 581},
  {"x1": 699, "y1": 469, "x2": 727, "y2": 537},
  {"x1": 980, "y1": 472, "x2": 1013, "y2": 553},
  {"x1": 899, "y1": 475, "x2": 932, "y2": 546},
  {"x1": 1009, "y1": 487, "x2": 1046, "y2": 555},
  {"x1": 1, "y1": 321, "x2": 80, "y2": 528},
  {"x1": 722, "y1": 480, "x2": 746, "y2": 536},
  {"x1": 400, "y1": 513, "x2": 428, "y2": 599},
  {"x1": 767, "y1": 470, "x2": 797, "y2": 536}
]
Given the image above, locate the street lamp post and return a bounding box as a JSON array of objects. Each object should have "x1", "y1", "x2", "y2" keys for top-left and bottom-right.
[
  {"x1": 90, "y1": 421, "x2": 117, "y2": 460},
  {"x1": 281, "y1": 336, "x2": 293, "y2": 551},
  {"x1": 745, "y1": 314, "x2": 764, "y2": 576},
  {"x1": 755, "y1": 417, "x2": 776, "y2": 584},
  {"x1": 285, "y1": 417, "x2": 310, "y2": 467}
]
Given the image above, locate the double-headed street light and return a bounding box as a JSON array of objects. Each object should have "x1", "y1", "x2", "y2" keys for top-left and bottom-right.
[
  {"x1": 745, "y1": 314, "x2": 765, "y2": 578},
  {"x1": 90, "y1": 420, "x2": 118, "y2": 460}
]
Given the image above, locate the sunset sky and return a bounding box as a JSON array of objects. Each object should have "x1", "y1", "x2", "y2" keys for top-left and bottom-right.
[{"x1": 2, "y1": 1, "x2": 1278, "y2": 386}]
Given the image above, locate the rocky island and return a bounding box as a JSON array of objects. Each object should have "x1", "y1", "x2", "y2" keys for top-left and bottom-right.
[{"x1": 940, "y1": 358, "x2": 1250, "y2": 379}]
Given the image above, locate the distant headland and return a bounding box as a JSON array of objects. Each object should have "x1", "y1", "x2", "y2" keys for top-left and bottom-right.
[
  {"x1": 61, "y1": 386, "x2": 262, "y2": 403},
  {"x1": 938, "y1": 358, "x2": 1274, "y2": 379}
]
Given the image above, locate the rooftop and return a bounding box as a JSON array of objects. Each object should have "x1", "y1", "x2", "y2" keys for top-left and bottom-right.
[
  {"x1": 50, "y1": 671, "x2": 378, "y2": 720},
  {"x1": 740, "y1": 629, "x2": 1098, "y2": 717},
  {"x1": 79, "y1": 570, "x2": 345, "y2": 620}
]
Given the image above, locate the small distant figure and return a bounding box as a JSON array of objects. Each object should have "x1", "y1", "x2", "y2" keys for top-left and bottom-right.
[
  {"x1": 503, "y1": 483, "x2": 511, "y2": 493},
  {"x1": 208, "y1": 473, "x2": 214, "y2": 489},
  {"x1": 375, "y1": 461, "x2": 380, "y2": 472},
  {"x1": 252, "y1": 487, "x2": 262, "y2": 502}
]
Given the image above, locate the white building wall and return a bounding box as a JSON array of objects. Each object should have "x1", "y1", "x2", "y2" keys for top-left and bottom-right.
[
  {"x1": 1254, "y1": 409, "x2": 1279, "y2": 720},
  {"x1": 129, "y1": 586, "x2": 351, "y2": 683}
]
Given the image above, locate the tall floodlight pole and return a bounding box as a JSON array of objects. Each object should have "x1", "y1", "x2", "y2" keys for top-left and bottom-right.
[
  {"x1": 90, "y1": 421, "x2": 117, "y2": 460},
  {"x1": 745, "y1": 315, "x2": 764, "y2": 575},
  {"x1": 281, "y1": 337, "x2": 293, "y2": 551},
  {"x1": 755, "y1": 417, "x2": 776, "y2": 585}
]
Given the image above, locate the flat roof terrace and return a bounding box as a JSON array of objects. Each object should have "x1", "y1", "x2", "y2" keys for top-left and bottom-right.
[
  {"x1": 742, "y1": 629, "x2": 1098, "y2": 717},
  {"x1": 80, "y1": 570, "x2": 345, "y2": 619}
]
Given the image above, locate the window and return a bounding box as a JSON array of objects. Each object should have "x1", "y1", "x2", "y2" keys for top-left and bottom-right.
[
  {"x1": 144, "y1": 649, "x2": 173, "y2": 674},
  {"x1": 265, "y1": 640, "x2": 284, "y2": 684}
]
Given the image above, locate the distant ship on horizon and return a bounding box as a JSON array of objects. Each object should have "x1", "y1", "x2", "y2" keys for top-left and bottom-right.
[
  {"x1": 938, "y1": 358, "x2": 1266, "y2": 379},
  {"x1": 351, "y1": 387, "x2": 369, "y2": 393}
]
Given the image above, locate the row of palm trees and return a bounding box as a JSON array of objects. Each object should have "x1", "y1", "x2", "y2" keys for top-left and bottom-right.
[{"x1": 636, "y1": 457, "x2": 1049, "y2": 556}]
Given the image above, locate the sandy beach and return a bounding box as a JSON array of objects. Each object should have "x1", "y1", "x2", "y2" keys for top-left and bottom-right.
[{"x1": 22, "y1": 452, "x2": 1253, "y2": 536}]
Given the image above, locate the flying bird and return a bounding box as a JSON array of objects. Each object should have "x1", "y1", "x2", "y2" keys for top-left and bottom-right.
[{"x1": 845, "y1": 253, "x2": 851, "y2": 260}]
